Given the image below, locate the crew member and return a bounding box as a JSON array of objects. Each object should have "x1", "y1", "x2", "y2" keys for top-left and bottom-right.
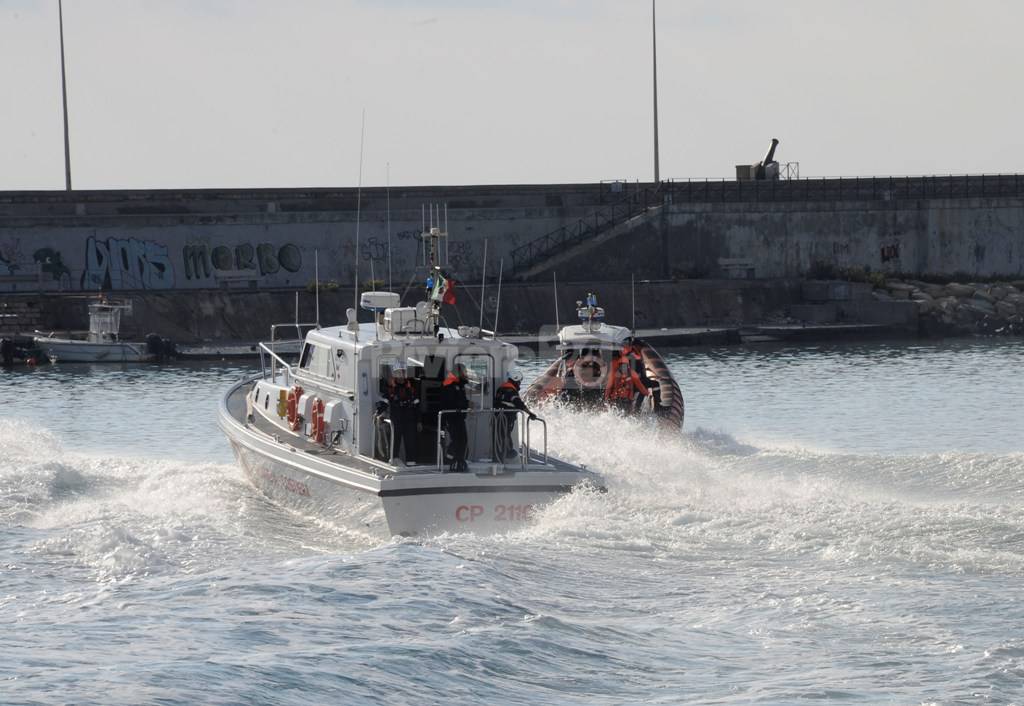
[
  {"x1": 604, "y1": 358, "x2": 650, "y2": 413},
  {"x1": 493, "y1": 368, "x2": 537, "y2": 460},
  {"x1": 622, "y1": 338, "x2": 657, "y2": 406},
  {"x1": 385, "y1": 365, "x2": 419, "y2": 466},
  {"x1": 440, "y1": 363, "x2": 470, "y2": 472}
]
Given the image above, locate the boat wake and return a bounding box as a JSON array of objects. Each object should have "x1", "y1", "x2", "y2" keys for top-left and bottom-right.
[
  {"x1": 0, "y1": 420, "x2": 382, "y2": 583},
  {"x1": 4, "y1": 411, "x2": 1023, "y2": 580},
  {"x1": 456, "y1": 403, "x2": 1024, "y2": 578}
]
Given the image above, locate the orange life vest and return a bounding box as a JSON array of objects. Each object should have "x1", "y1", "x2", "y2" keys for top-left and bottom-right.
[{"x1": 604, "y1": 365, "x2": 648, "y2": 401}]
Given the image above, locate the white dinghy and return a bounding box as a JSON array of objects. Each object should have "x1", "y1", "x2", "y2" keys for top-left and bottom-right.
[{"x1": 218, "y1": 226, "x2": 602, "y2": 537}]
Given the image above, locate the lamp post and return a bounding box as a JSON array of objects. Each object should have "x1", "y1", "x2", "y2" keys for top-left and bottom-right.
[
  {"x1": 652, "y1": 0, "x2": 660, "y2": 184},
  {"x1": 58, "y1": 0, "x2": 72, "y2": 191}
]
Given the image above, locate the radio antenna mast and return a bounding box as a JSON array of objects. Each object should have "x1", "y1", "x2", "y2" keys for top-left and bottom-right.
[
  {"x1": 553, "y1": 271, "x2": 560, "y2": 330},
  {"x1": 631, "y1": 274, "x2": 636, "y2": 336},
  {"x1": 352, "y1": 108, "x2": 365, "y2": 341},
  {"x1": 493, "y1": 258, "x2": 504, "y2": 338},
  {"x1": 479, "y1": 239, "x2": 488, "y2": 330},
  {"x1": 386, "y1": 162, "x2": 393, "y2": 291}
]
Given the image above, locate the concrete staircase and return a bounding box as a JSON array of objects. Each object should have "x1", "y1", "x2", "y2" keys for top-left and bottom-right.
[{"x1": 511, "y1": 186, "x2": 663, "y2": 280}]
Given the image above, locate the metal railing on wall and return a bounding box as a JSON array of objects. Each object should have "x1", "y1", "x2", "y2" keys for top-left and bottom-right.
[{"x1": 661, "y1": 173, "x2": 1024, "y2": 203}]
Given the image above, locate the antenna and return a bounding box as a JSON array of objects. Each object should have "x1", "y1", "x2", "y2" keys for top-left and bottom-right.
[
  {"x1": 553, "y1": 271, "x2": 560, "y2": 330},
  {"x1": 370, "y1": 258, "x2": 380, "y2": 340},
  {"x1": 493, "y1": 258, "x2": 504, "y2": 338},
  {"x1": 353, "y1": 108, "x2": 365, "y2": 341},
  {"x1": 479, "y1": 239, "x2": 488, "y2": 330},
  {"x1": 421, "y1": 204, "x2": 426, "y2": 267},
  {"x1": 315, "y1": 249, "x2": 320, "y2": 327},
  {"x1": 386, "y1": 162, "x2": 392, "y2": 291},
  {"x1": 631, "y1": 274, "x2": 636, "y2": 335}
]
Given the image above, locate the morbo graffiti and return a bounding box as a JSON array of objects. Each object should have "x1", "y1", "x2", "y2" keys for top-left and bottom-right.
[{"x1": 182, "y1": 242, "x2": 302, "y2": 281}]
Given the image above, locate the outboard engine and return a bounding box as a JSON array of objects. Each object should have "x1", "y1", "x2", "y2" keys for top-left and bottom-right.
[
  {"x1": 161, "y1": 337, "x2": 177, "y2": 360},
  {"x1": 0, "y1": 337, "x2": 13, "y2": 367},
  {"x1": 145, "y1": 333, "x2": 164, "y2": 358},
  {"x1": 145, "y1": 333, "x2": 177, "y2": 362}
]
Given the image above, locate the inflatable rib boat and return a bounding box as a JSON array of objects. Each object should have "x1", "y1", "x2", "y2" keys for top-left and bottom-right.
[{"x1": 525, "y1": 295, "x2": 684, "y2": 430}]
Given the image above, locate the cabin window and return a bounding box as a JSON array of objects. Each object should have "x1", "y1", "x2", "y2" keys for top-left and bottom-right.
[
  {"x1": 453, "y1": 353, "x2": 494, "y2": 402},
  {"x1": 300, "y1": 342, "x2": 335, "y2": 379}
]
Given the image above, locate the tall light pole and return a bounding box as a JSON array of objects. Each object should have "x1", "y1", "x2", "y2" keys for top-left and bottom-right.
[
  {"x1": 58, "y1": 0, "x2": 72, "y2": 191},
  {"x1": 652, "y1": 0, "x2": 660, "y2": 183}
]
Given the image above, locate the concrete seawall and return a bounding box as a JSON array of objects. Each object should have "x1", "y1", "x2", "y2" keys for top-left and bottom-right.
[
  {"x1": 6, "y1": 278, "x2": 923, "y2": 348},
  {"x1": 3, "y1": 176, "x2": 1023, "y2": 298}
]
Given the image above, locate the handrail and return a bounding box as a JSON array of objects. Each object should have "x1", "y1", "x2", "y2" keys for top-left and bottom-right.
[
  {"x1": 258, "y1": 340, "x2": 295, "y2": 386},
  {"x1": 434, "y1": 408, "x2": 546, "y2": 473}
]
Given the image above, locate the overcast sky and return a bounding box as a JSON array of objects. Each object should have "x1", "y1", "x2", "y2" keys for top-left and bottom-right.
[{"x1": 1, "y1": 0, "x2": 1022, "y2": 190}]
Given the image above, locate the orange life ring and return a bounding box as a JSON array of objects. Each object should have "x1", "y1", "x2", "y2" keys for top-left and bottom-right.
[
  {"x1": 575, "y1": 353, "x2": 604, "y2": 390},
  {"x1": 286, "y1": 384, "x2": 304, "y2": 431},
  {"x1": 309, "y1": 398, "x2": 326, "y2": 444}
]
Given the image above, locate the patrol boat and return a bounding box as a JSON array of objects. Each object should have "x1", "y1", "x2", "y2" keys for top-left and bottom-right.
[
  {"x1": 525, "y1": 294, "x2": 684, "y2": 430},
  {"x1": 218, "y1": 227, "x2": 603, "y2": 537}
]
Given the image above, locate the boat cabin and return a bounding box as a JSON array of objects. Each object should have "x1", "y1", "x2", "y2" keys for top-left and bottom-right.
[{"x1": 251, "y1": 291, "x2": 537, "y2": 472}]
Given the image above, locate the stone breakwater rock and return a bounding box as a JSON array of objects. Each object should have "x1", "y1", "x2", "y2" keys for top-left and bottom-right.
[
  {"x1": 996, "y1": 300, "x2": 1017, "y2": 318},
  {"x1": 878, "y1": 278, "x2": 1024, "y2": 336},
  {"x1": 945, "y1": 283, "x2": 975, "y2": 298}
]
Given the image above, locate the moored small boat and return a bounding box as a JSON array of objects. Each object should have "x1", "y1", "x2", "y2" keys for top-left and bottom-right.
[{"x1": 34, "y1": 299, "x2": 175, "y2": 364}]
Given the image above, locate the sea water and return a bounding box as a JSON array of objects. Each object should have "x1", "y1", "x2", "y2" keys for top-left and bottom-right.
[{"x1": 2, "y1": 339, "x2": 1023, "y2": 705}]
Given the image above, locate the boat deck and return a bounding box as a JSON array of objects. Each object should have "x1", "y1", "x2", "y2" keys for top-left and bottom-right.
[{"x1": 227, "y1": 381, "x2": 578, "y2": 478}]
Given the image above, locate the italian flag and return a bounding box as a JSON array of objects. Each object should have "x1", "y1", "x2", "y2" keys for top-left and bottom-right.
[{"x1": 430, "y1": 271, "x2": 457, "y2": 305}]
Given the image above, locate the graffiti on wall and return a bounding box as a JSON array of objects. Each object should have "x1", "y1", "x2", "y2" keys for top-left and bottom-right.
[
  {"x1": 0, "y1": 238, "x2": 25, "y2": 275},
  {"x1": 182, "y1": 242, "x2": 302, "y2": 281},
  {"x1": 33, "y1": 248, "x2": 72, "y2": 288},
  {"x1": 82, "y1": 236, "x2": 175, "y2": 290},
  {"x1": 880, "y1": 243, "x2": 900, "y2": 263}
]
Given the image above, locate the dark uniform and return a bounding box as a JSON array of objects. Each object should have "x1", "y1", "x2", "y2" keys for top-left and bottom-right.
[
  {"x1": 385, "y1": 375, "x2": 419, "y2": 464},
  {"x1": 440, "y1": 367, "x2": 470, "y2": 472},
  {"x1": 493, "y1": 379, "x2": 536, "y2": 460}
]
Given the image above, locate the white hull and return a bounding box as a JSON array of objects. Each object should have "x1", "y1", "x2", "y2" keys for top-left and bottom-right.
[
  {"x1": 36, "y1": 337, "x2": 154, "y2": 363},
  {"x1": 219, "y1": 378, "x2": 601, "y2": 537}
]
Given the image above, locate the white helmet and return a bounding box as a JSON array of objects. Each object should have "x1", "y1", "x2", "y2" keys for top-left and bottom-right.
[{"x1": 507, "y1": 367, "x2": 523, "y2": 383}]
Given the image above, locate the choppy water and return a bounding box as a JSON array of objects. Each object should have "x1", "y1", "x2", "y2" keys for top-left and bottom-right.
[{"x1": 2, "y1": 339, "x2": 1023, "y2": 705}]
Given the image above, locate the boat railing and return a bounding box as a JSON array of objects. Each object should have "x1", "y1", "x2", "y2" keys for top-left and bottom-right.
[
  {"x1": 373, "y1": 415, "x2": 396, "y2": 464},
  {"x1": 257, "y1": 341, "x2": 296, "y2": 387},
  {"x1": 268, "y1": 322, "x2": 318, "y2": 362},
  {"x1": 434, "y1": 409, "x2": 547, "y2": 473}
]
